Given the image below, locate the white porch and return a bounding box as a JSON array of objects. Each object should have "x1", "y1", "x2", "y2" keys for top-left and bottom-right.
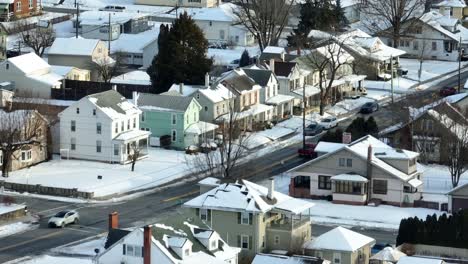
[
  {"x1": 266, "y1": 94, "x2": 295, "y2": 122},
  {"x1": 184, "y1": 121, "x2": 219, "y2": 147},
  {"x1": 112, "y1": 130, "x2": 151, "y2": 164}
]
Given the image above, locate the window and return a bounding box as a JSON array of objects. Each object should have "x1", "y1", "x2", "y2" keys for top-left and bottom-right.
[
  {"x1": 338, "y1": 158, "x2": 352, "y2": 167},
  {"x1": 211, "y1": 240, "x2": 217, "y2": 249},
  {"x1": 432, "y1": 42, "x2": 437, "y2": 51},
  {"x1": 115, "y1": 122, "x2": 118, "y2": 133},
  {"x1": 93, "y1": 109, "x2": 96, "y2": 116},
  {"x1": 141, "y1": 112, "x2": 145, "y2": 122},
  {"x1": 444, "y1": 41, "x2": 453, "y2": 53},
  {"x1": 274, "y1": 235, "x2": 280, "y2": 245},
  {"x1": 241, "y1": 212, "x2": 251, "y2": 225},
  {"x1": 318, "y1": 175, "x2": 331, "y2": 190},
  {"x1": 96, "y1": 122, "x2": 102, "y2": 134},
  {"x1": 5, "y1": 63, "x2": 8, "y2": 70},
  {"x1": 204, "y1": 106, "x2": 208, "y2": 112},
  {"x1": 240, "y1": 235, "x2": 250, "y2": 249},
  {"x1": 209, "y1": 21, "x2": 212, "y2": 26},
  {"x1": 335, "y1": 181, "x2": 362, "y2": 194},
  {"x1": 333, "y1": 252, "x2": 341, "y2": 264},
  {"x1": 373, "y1": 179, "x2": 388, "y2": 194},
  {"x1": 76, "y1": 108, "x2": 80, "y2": 114},
  {"x1": 96, "y1": 140, "x2": 102, "y2": 153},
  {"x1": 172, "y1": 114, "x2": 177, "y2": 125},
  {"x1": 235, "y1": 35, "x2": 239, "y2": 43},
  {"x1": 294, "y1": 176, "x2": 310, "y2": 188},
  {"x1": 200, "y1": 208, "x2": 211, "y2": 221},
  {"x1": 316, "y1": 251, "x2": 323, "y2": 259},
  {"x1": 127, "y1": 119, "x2": 130, "y2": 130},
  {"x1": 0, "y1": 151, "x2": 2, "y2": 166},
  {"x1": 133, "y1": 118, "x2": 136, "y2": 128},
  {"x1": 346, "y1": 158, "x2": 353, "y2": 167},
  {"x1": 123, "y1": 244, "x2": 143, "y2": 257},
  {"x1": 121, "y1": 121, "x2": 124, "y2": 132},
  {"x1": 21, "y1": 149, "x2": 32, "y2": 162},
  {"x1": 413, "y1": 40, "x2": 419, "y2": 50},
  {"x1": 422, "y1": 119, "x2": 434, "y2": 131},
  {"x1": 172, "y1": 129, "x2": 177, "y2": 142},
  {"x1": 184, "y1": 248, "x2": 190, "y2": 256},
  {"x1": 16, "y1": 1, "x2": 21, "y2": 11},
  {"x1": 71, "y1": 138, "x2": 76, "y2": 150},
  {"x1": 220, "y1": 30, "x2": 225, "y2": 40},
  {"x1": 114, "y1": 144, "x2": 119, "y2": 156},
  {"x1": 71, "y1": 120, "x2": 76, "y2": 132},
  {"x1": 339, "y1": 157, "x2": 345, "y2": 167}
]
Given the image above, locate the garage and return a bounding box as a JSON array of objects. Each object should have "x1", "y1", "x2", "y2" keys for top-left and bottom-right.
[{"x1": 448, "y1": 183, "x2": 468, "y2": 212}]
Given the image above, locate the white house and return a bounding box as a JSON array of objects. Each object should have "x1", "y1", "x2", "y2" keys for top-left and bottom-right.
[
  {"x1": 111, "y1": 27, "x2": 160, "y2": 69},
  {"x1": 289, "y1": 135, "x2": 424, "y2": 206},
  {"x1": 0, "y1": 53, "x2": 64, "y2": 98},
  {"x1": 98, "y1": 212, "x2": 240, "y2": 264},
  {"x1": 58, "y1": 89, "x2": 150, "y2": 164}
]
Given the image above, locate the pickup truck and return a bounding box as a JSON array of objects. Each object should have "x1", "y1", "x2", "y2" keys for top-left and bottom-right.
[{"x1": 298, "y1": 143, "x2": 317, "y2": 159}]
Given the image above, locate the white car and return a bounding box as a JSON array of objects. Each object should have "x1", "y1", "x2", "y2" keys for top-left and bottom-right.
[
  {"x1": 319, "y1": 116, "x2": 339, "y2": 129},
  {"x1": 48, "y1": 210, "x2": 79, "y2": 228}
]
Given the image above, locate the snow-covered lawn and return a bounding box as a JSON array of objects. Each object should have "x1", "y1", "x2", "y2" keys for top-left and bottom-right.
[
  {"x1": 5, "y1": 255, "x2": 92, "y2": 264},
  {"x1": 421, "y1": 164, "x2": 468, "y2": 195},
  {"x1": 52, "y1": 236, "x2": 106, "y2": 256},
  {"x1": 0, "y1": 222, "x2": 37, "y2": 239},
  {"x1": 0, "y1": 203, "x2": 25, "y2": 215},
  {"x1": 259, "y1": 174, "x2": 444, "y2": 230},
  {"x1": 326, "y1": 97, "x2": 375, "y2": 116}
]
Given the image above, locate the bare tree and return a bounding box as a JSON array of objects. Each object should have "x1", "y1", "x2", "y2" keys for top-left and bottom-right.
[
  {"x1": 16, "y1": 20, "x2": 55, "y2": 57},
  {"x1": 358, "y1": 0, "x2": 426, "y2": 47},
  {"x1": 233, "y1": 0, "x2": 295, "y2": 51},
  {"x1": 304, "y1": 38, "x2": 354, "y2": 115},
  {"x1": 91, "y1": 52, "x2": 125, "y2": 83},
  {"x1": 0, "y1": 110, "x2": 46, "y2": 177},
  {"x1": 128, "y1": 141, "x2": 141, "y2": 172}
]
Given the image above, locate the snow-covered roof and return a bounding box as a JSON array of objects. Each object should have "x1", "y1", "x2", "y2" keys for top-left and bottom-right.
[
  {"x1": 111, "y1": 71, "x2": 151, "y2": 86},
  {"x1": 48, "y1": 37, "x2": 100, "y2": 56},
  {"x1": 217, "y1": 103, "x2": 274, "y2": 121},
  {"x1": 84, "y1": 90, "x2": 141, "y2": 120},
  {"x1": 184, "y1": 179, "x2": 314, "y2": 214},
  {"x1": 29, "y1": 72, "x2": 64, "y2": 86},
  {"x1": 113, "y1": 129, "x2": 150, "y2": 141},
  {"x1": 265, "y1": 94, "x2": 295, "y2": 105},
  {"x1": 370, "y1": 247, "x2": 406, "y2": 262},
  {"x1": 434, "y1": 0, "x2": 466, "y2": 8},
  {"x1": 263, "y1": 46, "x2": 286, "y2": 54},
  {"x1": 253, "y1": 254, "x2": 329, "y2": 264},
  {"x1": 185, "y1": 121, "x2": 218, "y2": 135},
  {"x1": 51, "y1": 65, "x2": 74, "y2": 77},
  {"x1": 200, "y1": 83, "x2": 236, "y2": 103},
  {"x1": 7, "y1": 52, "x2": 50, "y2": 75},
  {"x1": 397, "y1": 256, "x2": 444, "y2": 264},
  {"x1": 190, "y1": 3, "x2": 237, "y2": 22},
  {"x1": 198, "y1": 177, "x2": 221, "y2": 187},
  {"x1": 447, "y1": 182, "x2": 468, "y2": 195},
  {"x1": 427, "y1": 108, "x2": 468, "y2": 142},
  {"x1": 408, "y1": 178, "x2": 423, "y2": 188},
  {"x1": 292, "y1": 85, "x2": 320, "y2": 98},
  {"x1": 111, "y1": 27, "x2": 160, "y2": 54},
  {"x1": 79, "y1": 11, "x2": 147, "y2": 26},
  {"x1": 420, "y1": 11, "x2": 459, "y2": 41},
  {"x1": 314, "y1": 142, "x2": 346, "y2": 153},
  {"x1": 303, "y1": 226, "x2": 375, "y2": 252},
  {"x1": 331, "y1": 173, "x2": 368, "y2": 183}
]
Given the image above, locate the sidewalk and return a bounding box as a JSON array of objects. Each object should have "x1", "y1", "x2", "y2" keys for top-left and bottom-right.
[{"x1": 0, "y1": 213, "x2": 39, "y2": 239}]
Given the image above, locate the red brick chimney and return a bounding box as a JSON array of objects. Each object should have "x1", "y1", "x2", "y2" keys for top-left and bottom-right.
[
  {"x1": 144, "y1": 225, "x2": 152, "y2": 264},
  {"x1": 108, "y1": 212, "x2": 118, "y2": 230}
]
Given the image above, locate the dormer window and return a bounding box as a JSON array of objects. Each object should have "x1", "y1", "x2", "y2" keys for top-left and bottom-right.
[
  {"x1": 239, "y1": 212, "x2": 251, "y2": 225},
  {"x1": 210, "y1": 239, "x2": 217, "y2": 249},
  {"x1": 93, "y1": 109, "x2": 96, "y2": 116},
  {"x1": 184, "y1": 248, "x2": 190, "y2": 256}
]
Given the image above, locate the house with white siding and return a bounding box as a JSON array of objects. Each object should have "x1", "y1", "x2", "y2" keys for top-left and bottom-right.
[{"x1": 58, "y1": 89, "x2": 150, "y2": 164}]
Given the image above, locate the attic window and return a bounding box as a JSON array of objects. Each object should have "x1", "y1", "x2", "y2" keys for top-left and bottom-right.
[
  {"x1": 5, "y1": 63, "x2": 8, "y2": 70},
  {"x1": 76, "y1": 108, "x2": 80, "y2": 114},
  {"x1": 93, "y1": 109, "x2": 96, "y2": 116}
]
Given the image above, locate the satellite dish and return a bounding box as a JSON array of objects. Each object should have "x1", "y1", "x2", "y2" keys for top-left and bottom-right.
[{"x1": 94, "y1": 248, "x2": 100, "y2": 254}]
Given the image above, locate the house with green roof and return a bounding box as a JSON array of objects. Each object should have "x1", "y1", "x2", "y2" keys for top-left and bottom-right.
[{"x1": 137, "y1": 92, "x2": 218, "y2": 149}]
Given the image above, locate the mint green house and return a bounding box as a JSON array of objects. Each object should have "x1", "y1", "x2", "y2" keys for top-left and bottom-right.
[{"x1": 137, "y1": 92, "x2": 218, "y2": 149}]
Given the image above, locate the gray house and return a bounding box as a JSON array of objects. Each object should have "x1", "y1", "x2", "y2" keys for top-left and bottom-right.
[{"x1": 448, "y1": 183, "x2": 468, "y2": 213}]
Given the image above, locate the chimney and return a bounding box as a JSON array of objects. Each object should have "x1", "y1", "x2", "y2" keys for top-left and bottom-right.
[
  {"x1": 205, "y1": 72, "x2": 210, "y2": 88},
  {"x1": 366, "y1": 144, "x2": 372, "y2": 203},
  {"x1": 132, "y1": 91, "x2": 139, "y2": 107},
  {"x1": 269, "y1": 58, "x2": 275, "y2": 74},
  {"x1": 108, "y1": 212, "x2": 118, "y2": 230},
  {"x1": 267, "y1": 177, "x2": 275, "y2": 200},
  {"x1": 179, "y1": 83, "x2": 184, "y2": 95},
  {"x1": 112, "y1": 84, "x2": 117, "y2": 91},
  {"x1": 144, "y1": 225, "x2": 152, "y2": 264}
]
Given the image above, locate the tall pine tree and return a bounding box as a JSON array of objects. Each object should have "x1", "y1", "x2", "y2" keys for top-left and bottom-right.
[
  {"x1": 147, "y1": 12, "x2": 213, "y2": 93},
  {"x1": 239, "y1": 49, "x2": 250, "y2": 67}
]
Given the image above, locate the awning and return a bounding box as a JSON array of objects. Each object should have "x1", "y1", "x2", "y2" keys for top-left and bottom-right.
[
  {"x1": 265, "y1": 94, "x2": 295, "y2": 105},
  {"x1": 408, "y1": 178, "x2": 423, "y2": 188},
  {"x1": 185, "y1": 121, "x2": 218, "y2": 135},
  {"x1": 292, "y1": 85, "x2": 320, "y2": 98},
  {"x1": 331, "y1": 174, "x2": 368, "y2": 183},
  {"x1": 113, "y1": 130, "x2": 150, "y2": 141}
]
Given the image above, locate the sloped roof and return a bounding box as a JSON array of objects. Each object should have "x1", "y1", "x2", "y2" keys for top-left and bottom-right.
[
  {"x1": 303, "y1": 226, "x2": 375, "y2": 252},
  {"x1": 184, "y1": 179, "x2": 314, "y2": 214},
  {"x1": 138, "y1": 93, "x2": 197, "y2": 112},
  {"x1": 253, "y1": 254, "x2": 328, "y2": 264},
  {"x1": 448, "y1": 182, "x2": 468, "y2": 195},
  {"x1": 221, "y1": 69, "x2": 258, "y2": 94},
  {"x1": 86, "y1": 90, "x2": 141, "y2": 119},
  {"x1": 48, "y1": 37, "x2": 100, "y2": 56},
  {"x1": 274, "y1": 61, "x2": 297, "y2": 77},
  {"x1": 243, "y1": 68, "x2": 275, "y2": 86},
  {"x1": 104, "y1": 228, "x2": 131, "y2": 249},
  {"x1": 7, "y1": 52, "x2": 50, "y2": 75}
]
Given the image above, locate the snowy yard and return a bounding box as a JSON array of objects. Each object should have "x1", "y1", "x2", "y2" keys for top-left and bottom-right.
[
  {"x1": 52, "y1": 236, "x2": 106, "y2": 256},
  {"x1": 0, "y1": 203, "x2": 25, "y2": 216},
  {"x1": 421, "y1": 164, "x2": 468, "y2": 195},
  {"x1": 326, "y1": 96, "x2": 376, "y2": 116},
  {"x1": 259, "y1": 173, "x2": 446, "y2": 230},
  {"x1": 5, "y1": 255, "x2": 92, "y2": 264},
  {"x1": 0, "y1": 222, "x2": 38, "y2": 239}
]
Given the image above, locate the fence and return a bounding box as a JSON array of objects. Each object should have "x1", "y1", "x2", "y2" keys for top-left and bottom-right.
[
  {"x1": 0, "y1": 207, "x2": 25, "y2": 221},
  {"x1": 52, "y1": 80, "x2": 153, "y2": 100},
  {"x1": 0, "y1": 181, "x2": 94, "y2": 199}
]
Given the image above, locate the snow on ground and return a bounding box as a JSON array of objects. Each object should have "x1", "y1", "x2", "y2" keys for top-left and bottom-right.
[
  {"x1": 42, "y1": 0, "x2": 134, "y2": 8},
  {"x1": 259, "y1": 174, "x2": 444, "y2": 230},
  {"x1": 0, "y1": 222, "x2": 37, "y2": 239},
  {"x1": 5, "y1": 255, "x2": 93, "y2": 264},
  {"x1": 326, "y1": 96, "x2": 375, "y2": 116},
  {"x1": 421, "y1": 164, "x2": 468, "y2": 195},
  {"x1": 208, "y1": 46, "x2": 260, "y2": 65},
  {"x1": 0, "y1": 203, "x2": 25, "y2": 215},
  {"x1": 53, "y1": 236, "x2": 106, "y2": 256}
]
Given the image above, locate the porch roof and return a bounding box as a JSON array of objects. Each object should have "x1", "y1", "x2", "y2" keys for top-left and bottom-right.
[
  {"x1": 331, "y1": 173, "x2": 368, "y2": 183},
  {"x1": 292, "y1": 85, "x2": 320, "y2": 98},
  {"x1": 113, "y1": 129, "x2": 150, "y2": 141},
  {"x1": 342, "y1": 74, "x2": 367, "y2": 83},
  {"x1": 216, "y1": 103, "x2": 274, "y2": 121},
  {"x1": 185, "y1": 121, "x2": 219, "y2": 135},
  {"x1": 265, "y1": 94, "x2": 295, "y2": 105},
  {"x1": 408, "y1": 178, "x2": 423, "y2": 188}
]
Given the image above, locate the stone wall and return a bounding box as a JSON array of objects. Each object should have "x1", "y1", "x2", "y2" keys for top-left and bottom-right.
[{"x1": 0, "y1": 181, "x2": 94, "y2": 199}]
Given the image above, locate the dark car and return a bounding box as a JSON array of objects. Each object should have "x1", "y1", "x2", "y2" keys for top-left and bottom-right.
[
  {"x1": 304, "y1": 123, "x2": 324, "y2": 136},
  {"x1": 360, "y1": 102, "x2": 379, "y2": 114},
  {"x1": 371, "y1": 243, "x2": 393, "y2": 255},
  {"x1": 439, "y1": 86, "x2": 457, "y2": 97},
  {"x1": 298, "y1": 143, "x2": 317, "y2": 159}
]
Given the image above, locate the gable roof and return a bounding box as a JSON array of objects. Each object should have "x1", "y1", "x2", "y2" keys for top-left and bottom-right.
[
  {"x1": 274, "y1": 61, "x2": 297, "y2": 77},
  {"x1": 137, "y1": 93, "x2": 198, "y2": 112},
  {"x1": 48, "y1": 37, "x2": 100, "y2": 56},
  {"x1": 184, "y1": 179, "x2": 314, "y2": 214},
  {"x1": 448, "y1": 182, "x2": 468, "y2": 195},
  {"x1": 419, "y1": 11, "x2": 459, "y2": 41},
  {"x1": 7, "y1": 52, "x2": 50, "y2": 75},
  {"x1": 243, "y1": 68, "x2": 276, "y2": 86},
  {"x1": 84, "y1": 90, "x2": 141, "y2": 119},
  {"x1": 104, "y1": 228, "x2": 131, "y2": 249},
  {"x1": 303, "y1": 226, "x2": 375, "y2": 252},
  {"x1": 221, "y1": 69, "x2": 258, "y2": 94}
]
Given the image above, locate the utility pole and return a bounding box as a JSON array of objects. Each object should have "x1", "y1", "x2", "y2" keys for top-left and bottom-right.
[
  {"x1": 75, "y1": 3, "x2": 79, "y2": 38},
  {"x1": 302, "y1": 83, "x2": 306, "y2": 150},
  {"x1": 108, "y1": 13, "x2": 111, "y2": 55},
  {"x1": 390, "y1": 55, "x2": 394, "y2": 104},
  {"x1": 458, "y1": 36, "x2": 462, "y2": 93}
]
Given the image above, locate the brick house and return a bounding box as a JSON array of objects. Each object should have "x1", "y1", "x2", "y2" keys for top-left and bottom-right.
[{"x1": 0, "y1": 0, "x2": 39, "y2": 22}]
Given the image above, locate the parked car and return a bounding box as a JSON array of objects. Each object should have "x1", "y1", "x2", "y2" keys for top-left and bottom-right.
[
  {"x1": 99, "y1": 5, "x2": 126, "y2": 11},
  {"x1": 304, "y1": 122, "x2": 324, "y2": 136},
  {"x1": 360, "y1": 102, "x2": 379, "y2": 114},
  {"x1": 48, "y1": 210, "x2": 79, "y2": 228},
  {"x1": 227, "y1": 59, "x2": 240, "y2": 69},
  {"x1": 439, "y1": 86, "x2": 457, "y2": 97},
  {"x1": 298, "y1": 143, "x2": 317, "y2": 159},
  {"x1": 319, "y1": 116, "x2": 338, "y2": 129},
  {"x1": 371, "y1": 243, "x2": 393, "y2": 255}
]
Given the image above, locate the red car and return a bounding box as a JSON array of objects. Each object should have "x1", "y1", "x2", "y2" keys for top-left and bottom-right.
[
  {"x1": 439, "y1": 87, "x2": 457, "y2": 97},
  {"x1": 298, "y1": 143, "x2": 317, "y2": 159}
]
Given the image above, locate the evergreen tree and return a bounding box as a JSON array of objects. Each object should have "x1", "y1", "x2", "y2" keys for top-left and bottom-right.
[
  {"x1": 320, "y1": 128, "x2": 343, "y2": 143},
  {"x1": 334, "y1": 0, "x2": 349, "y2": 28},
  {"x1": 239, "y1": 49, "x2": 250, "y2": 67},
  {"x1": 345, "y1": 117, "x2": 366, "y2": 139},
  {"x1": 364, "y1": 116, "x2": 379, "y2": 137},
  {"x1": 147, "y1": 12, "x2": 213, "y2": 93}
]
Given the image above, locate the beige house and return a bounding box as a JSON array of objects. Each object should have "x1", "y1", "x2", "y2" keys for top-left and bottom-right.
[
  {"x1": 0, "y1": 110, "x2": 48, "y2": 174},
  {"x1": 431, "y1": 0, "x2": 466, "y2": 20},
  {"x1": 303, "y1": 226, "x2": 375, "y2": 264},
  {"x1": 135, "y1": 0, "x2": 219, "y2": 7},
  {"x1": 289, "y1": 135, "x2": 424, "y2": 207},
  {"x1": 48, "y1": 38, "x2": 113, "y2": 81},
  {"x1": 51, "y1": 65, "x2": 91, "y2": 81},
  {"x1": 184, "y1": 178, "x2": 314, "y2": 264}
]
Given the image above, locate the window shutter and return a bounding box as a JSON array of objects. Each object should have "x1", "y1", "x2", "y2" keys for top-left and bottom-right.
[
  {"x1": 123, "y1": 244, "x2": 126, "y2": 255},
  {"x1": 141, "y1": 246, "x2": 144, "y2": 258},
  {"x1": 196, "y1": 208, "x2": 200, "y2": 217},
  {"x1": 237, "y1": 212, "x2": 241, "y2": 224},
  {"x1": 237, "y1": 235, "x2": 241, "y2": 248},
  {"x1": 207, "y1": 209, "x2": 211, "y2": 221},
  {"x1": 249, "y1": 236, "x2": 253, "y2": 250},
  {"x1": 249, "y1": 213, "x2": 253, "y2": 225}
]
